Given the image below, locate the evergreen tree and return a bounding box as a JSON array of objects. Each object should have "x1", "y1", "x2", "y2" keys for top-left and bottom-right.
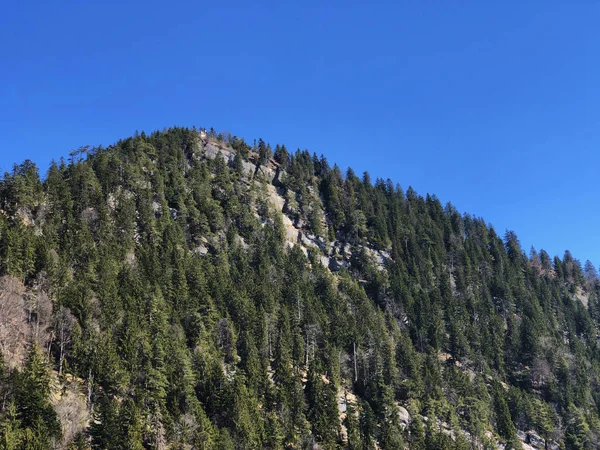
[
  {"x1": 15, "y1": 344, "x2": 61, "y2": 446},
  {"x1": 492, "y1": 381, "x2": 519, "y2": 449}
]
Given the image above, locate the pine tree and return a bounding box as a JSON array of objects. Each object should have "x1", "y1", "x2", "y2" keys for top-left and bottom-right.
[
  {"x1": 565, "y1": 407, "x2": 590, "y2": 450},
  {"x1": 15, "y1": 344, "x2": 61, "y2": 445},
  {"x1": 119, "y1": 399, "x2": 144, "y2": 450},
  {"x1": 492, "y1": 381, "x2": 519, "y2": 449},
  {"x1": 409, "y1": 413, "x2": 426, "y2": 450},
  {"x1": 305, "y1": 363, "x2": 339, "y2": 447},
  {"x1": 0, "y1": 402, "x2": 22, "y2": 450},
  {"x1": 344, "y1": 402, "x2": 362, "y2": 450}
]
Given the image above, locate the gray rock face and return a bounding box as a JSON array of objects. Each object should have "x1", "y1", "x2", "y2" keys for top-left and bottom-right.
[
  {"x1": 299, "y1": 232, "x2": 324, "y2": 250},
  {"x1": 373, "y1": 251, "x2": 386, "y2": 266},
  {"x1": 203, "y1": 143, "x2": 218, "y2": 159},
  {"x1": 203, "y1": 143, "x2": 235, "y2": 164},
  {"x1": 256, "y1": 165, "x2": 276, "y2": 183},
  {"x1": 342, "y1": 243, "x2": 352, "y2": 259},
  {"x1": 241, "y1": 161, "x2": 256, "y2": 178},
  {"x1": 272, "y1": 167, "x2": 286, "y2": 186},
  {"x1": 360, "y1": 246, "x2": 390, "y2": 271},
  {"x1": 527, "y1": 431, "x2": 542, "y2": 445},
  {"x1": 329, "y1": 258, "x2": 349, "y2": 272},
  {"x1": 338, "y1": 395, "x2": 347, "y2": 413},
  {"x1": 325, "y1": 241, "x2": 335, "y2": 256},
  {"x1": 524, "y1": 431, "x2": 552, "y2": 449},
  {"x1": 267, "y1": 185, "x2": 286, "y2": 213},
  {"x1": 298, "y1": 232, "x2": 313, "y2": 248}
]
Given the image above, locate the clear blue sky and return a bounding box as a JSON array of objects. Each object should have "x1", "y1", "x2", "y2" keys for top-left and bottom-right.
[{"x1": 2, "y1": 1, "x2": 600, "y2": 265}]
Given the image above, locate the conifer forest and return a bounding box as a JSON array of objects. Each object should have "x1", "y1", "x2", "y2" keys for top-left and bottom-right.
[{"x1": 1, "y1": 127, "x2": 600, "y2": 449}]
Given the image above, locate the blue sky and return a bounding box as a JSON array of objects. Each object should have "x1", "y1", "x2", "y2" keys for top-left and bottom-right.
[{"x1": 2, "y1": 1, "x2": 600, "y2": 265}]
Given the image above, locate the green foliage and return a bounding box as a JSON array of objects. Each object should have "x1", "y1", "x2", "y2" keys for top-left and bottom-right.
[
  {"x1": 492, "y1": 381, "x2": 519, "y2": 449},
  {"x1": 1, "y1": 126, "x2": 600, "y2": 449},
  {"x1": 306, "y1": 363, "x2": 339, "y2": 446},
  {"x1": 0, "y1": 345, "x2": 62, "y2": 449}
]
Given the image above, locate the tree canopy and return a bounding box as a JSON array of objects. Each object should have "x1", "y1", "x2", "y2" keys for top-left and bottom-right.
[{"x1": 0, "y1": 127, "x2": 598, "y2": 449}]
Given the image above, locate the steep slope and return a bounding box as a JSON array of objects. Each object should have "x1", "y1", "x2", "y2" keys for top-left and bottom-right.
[{"x1": 1, "y1": 127, "x2": 600, "y2": 449}]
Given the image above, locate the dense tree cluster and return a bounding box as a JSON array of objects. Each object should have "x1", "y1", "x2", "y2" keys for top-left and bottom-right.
[{"x1": 1, "y1": 127, "x2": 600, "y2": 449}]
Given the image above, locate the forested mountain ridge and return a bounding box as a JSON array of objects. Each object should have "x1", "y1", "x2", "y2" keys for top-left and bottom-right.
[{"x1": 1, "y1": 127, "x2": 600, "y2": 449}]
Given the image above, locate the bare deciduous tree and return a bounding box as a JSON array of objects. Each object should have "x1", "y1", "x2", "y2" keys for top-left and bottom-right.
[
  {"x1": 152, "y1": 408, "x2": 168, "y2": 450},
  {"x1": 25, "y1": 290, "x2": 53, "y2": 346},
  {"x1": 54, "y1": 306, "x2": 75, "y2": 375},
  {"x1": 305, "y1": 324, "x2": 320, "y2": 368},
  {"x1": 0, "y1": 276, "x2": 28, "y2": 367},
  {"x1": 53, "y1": 384, "x2": 89, "y2": 448}
]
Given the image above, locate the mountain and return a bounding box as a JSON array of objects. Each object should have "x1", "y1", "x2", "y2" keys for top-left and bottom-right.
[{"x1": 1, "y1": 127, "x2": 599, "y2": 449}]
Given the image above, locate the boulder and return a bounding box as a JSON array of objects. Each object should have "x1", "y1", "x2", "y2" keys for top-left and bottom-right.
[{"x1": 398, "y1": 406, "x2": 411, "y2": 427}]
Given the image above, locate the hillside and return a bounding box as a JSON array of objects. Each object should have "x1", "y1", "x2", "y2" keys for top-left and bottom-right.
[{"x1": 1, "y1": 127, "x2": 600, "y2": 449}]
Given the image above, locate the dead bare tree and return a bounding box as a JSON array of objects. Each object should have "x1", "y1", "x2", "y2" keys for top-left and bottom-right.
[
  {"x1": 53, "y1": 306, "x2": 75, "y2": 375},
  {"x1": 152, "y1": 408, "x2": 168, "y2": 450},
  {"x1": 304, "y1": 324, "x2": 320, "y2": 368},
  {"x1": 53, "y1": 384, "x2": 89, "y2": 448}
]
